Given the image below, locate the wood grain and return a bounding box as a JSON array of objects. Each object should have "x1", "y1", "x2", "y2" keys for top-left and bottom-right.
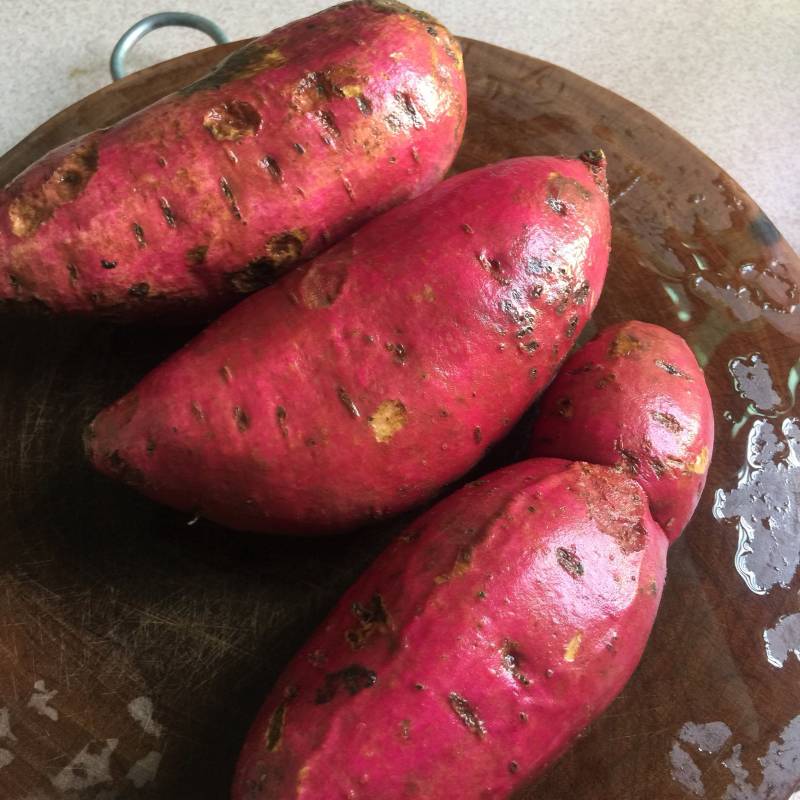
[{"x1": 0, "y1": 37, "x2": 798, "y2": 800}]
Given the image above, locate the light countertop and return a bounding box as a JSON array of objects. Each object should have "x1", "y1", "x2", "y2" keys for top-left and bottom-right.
[{"x1": 0, "y1": 0, "x2": 797, "y2": 252}]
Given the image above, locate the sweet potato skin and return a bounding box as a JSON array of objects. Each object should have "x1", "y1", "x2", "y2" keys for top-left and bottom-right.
[
  {"x1": 86, "y1": 155, "x2": 611, "y2": 533},
  {"x1": 528, "y1": 320, "x2": 714, "y2": 538},
  {"x1": 0, "y1": 1, "x2": 466, "y2": 318},
  {"x1": 231, "y1": 459, "x2": 667, "y2": 799}
]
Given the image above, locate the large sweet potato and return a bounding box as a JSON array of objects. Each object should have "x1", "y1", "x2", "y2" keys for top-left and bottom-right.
[
  {"x1": 528, "y1": 320, "x2": 714, "y2": 538},
  {"x1": 231, "y1": 459, "x2": 668, "y2": 799},
  {"x1": 0, "y1": 1, "x2": 466, "y2": 318},
  {"x1": 86, "y1": 154, "x2": 611, "y2": 533}
]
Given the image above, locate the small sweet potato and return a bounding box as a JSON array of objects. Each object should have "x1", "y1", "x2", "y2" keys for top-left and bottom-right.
[
  {"x1": 0, "y1": 1, "x2": 466, "y2": 318},
  {"x1": 231, "y1": 459, "x2": 668, "y2": 799},
  {"x1": 528, "y1": 320, "x2": 714, "y2": 538},
  {"x1": 85, "y1": 154, "x2": 611, "y2": 533}
]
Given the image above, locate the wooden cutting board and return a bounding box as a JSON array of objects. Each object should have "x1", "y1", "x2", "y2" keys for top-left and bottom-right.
[{"x1": 0, "y1": 36, "x2": 798, "y2": 800}]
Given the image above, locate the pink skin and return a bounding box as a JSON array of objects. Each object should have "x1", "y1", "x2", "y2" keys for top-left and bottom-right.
[
  {"x1": 528, "y1": 321, "x2": 714, "y2": 539},
  {"x1": 231, "y1": 459, "x2": 667, "y2": 799},
  {"x1": 86, "y1": 154, "x2": 611, "y2": 534},
  {"x1": 0, "y1": 1, "x2": 466, "y2": 318}
]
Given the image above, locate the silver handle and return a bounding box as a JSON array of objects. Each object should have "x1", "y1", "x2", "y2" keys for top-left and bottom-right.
[{"x1": 110, "y1": 12, "x2": 229, "y2": 81}]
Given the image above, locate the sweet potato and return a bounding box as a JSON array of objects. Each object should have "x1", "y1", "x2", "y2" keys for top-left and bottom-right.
[
  {"x1": 528, "y1": 320, "x2": 714, "y2": 538},
  {"x1": 231, "y1": 459, "x2": 668, "y2": 799},
  {"x1": 85, "y1": 154, "x2": 611, "y2": 533},
  {"x1": 0, "y1": 1, "x2": 466, "y2": 318}
]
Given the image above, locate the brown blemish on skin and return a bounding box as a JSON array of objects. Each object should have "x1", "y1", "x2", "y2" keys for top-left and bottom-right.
[
  {"x1": 293, "y1": 142, "x2": 305, "y2": 155},
  {"x1": 434, "y1": 547, "x2": 472, "y2": 584},
  {"x1": 300, "y1": 257, "x2": 347, "y2": 309},
  {"x1": 573, "y1": 281, "x2": 590, "y2": 305},
  {"x1": 610, "y1": 331, "x2": 645, "y2": 357},
  {"x1": 547, "y1": 172, "x2": 591, "y2": 219},
  {"x1": 448, "y1": 692, "x2": 485, "y2": 737},
  {"x1": 345, "y1": 594, "x2": 392, "y2": 649},
  {"x1": 234, "y1": 406, "x2": 250, "y2": 431},
  {"x1": 368, "y1": 400, "x2": 407, "y2": 442},
  {"x1": 473, "y1": 426, "x2": 482, "y2": 444},
  {"x1": 316, "y1": 109, "x2": 341, "y2": 141},
  {"x1": 476, "y1": 250, "x2": 508, "y2": 284},
  {"x1": 396, "y1": 91, "x2": 425, "y2": 128},
  {"x1": 557, "y1": 547, "x2": 584, "y2": 578},
  {"x1": 66, "y1": 262, "x2": 78, "y2": 283},
  {"x1": 265, "y1": 700, "x2": 288, "y2": 751},
  {"x1": 265, "y1": 229, "x2": 306, "y2": 264},
  {"x1": 579, "y1": 148, "x2": 608, "y2": 192},
  {"x1": 400, "y1": 719, "x2": 411, "y2": 739},
  {"x1": 341, "y1": 174, "x2": 356, "y2": 201},
  {"x1": 355, "y1": 95, "x2": 373, "y2": 115},
  {"x1": 128, "y1": 282, "x2": 149, "y2": 297},
  {"x1": 9, "y1": 138, "x2": 99, "y2": 238},
  {"x1": 100, "y1": 259, "x2": 117, "y2": 270},
  {"x1": 276, "y1": 405, "x2": 288, "y2": 437},
  {"x1": 260, "y1": 155, "x2": 283, "y2": 182},
  {"x1": 315, "y1": 665, "x2": 377, "y2": 704},
  {"x1": 229, "y1": 229, "x2": 307, "y2": 293},
  {"x1": 186, "y1": 245, "x2": 208, "y2": 266},
  {"x1": 386, "y1": 342, "x2": 407, "y2": 364},
  {"x1": 220, "y1": 365, "x2": 233, "y2": 383},
  {"x1": 220, "y1": 177, "x2": 242, "y2": 220},
  {"x1": 203, "y1": 100, "x2": 262, "y2": 141},
  {"x1": 191, "y1": 401, "x2": 205, "y2": 421},
  {"x1": 651, "y1": 410, "x2": 683, "y2": 433},
  {"x1": 132, "y1": 223, "x2": 146, "y2": 248},
  {"x1": 555, "y1": 397, "x2": 573, "y2": 418},
  {"x1": 182, "y1": 43, "x2": 286, "y2": 94},
  {"x1": 337, "y1": 386, "x2": 360, "y2": 418},
  {"x1": 159, "y1": 197, "x2": 176, "y2": 227},
  {"x1": 462, "y1": 223, "x2": 474, "y2": 234},
  {"x1": 566, "y1": 314, "x2": 579, "y2": 338},
  {"x1": 529, "y1": 367, "x2": 538, "y2": 380},
  {"x1": 501, "y1": 641, "x2": 530, "y2": 685},
  {"x1": 655, "y1": 359, "x2": 690, "y2": 379}
]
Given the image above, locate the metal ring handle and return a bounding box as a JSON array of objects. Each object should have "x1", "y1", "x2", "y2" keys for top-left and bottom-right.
[{"x1": 110, "y1": 12, "x2": 229, "y2": 81}]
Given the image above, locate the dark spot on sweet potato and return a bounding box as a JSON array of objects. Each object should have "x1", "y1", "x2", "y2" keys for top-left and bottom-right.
[
  {"x1": 186, "y1": 245, "x2": 208, "y2": 266},
  {"x1": 190, "y1": 401, "x2": 205, "y2": 421},
  {"x1": 316, "y1": 109, "x2": 340, "y2": 140},
  {"x1": 448, "y1": 692, "x2": 485, "y2": 737},
  {"x1": 128, "y1": 282, "x2": 149, "y2": 297},
  {"x1": 219, "y1": 177, "x2": 242, "y2": 220},
  {"x1": 132, "y1": 223, "x2": 146, "y2": 248},
  {"x1": 610, "y1": 331, "x2": 645, "y2": 357},
  {"x1": 315, "y1": 665, "x2": 377, "y2": 704},
  {"x1": 386, "y1": 342, "x2": 407, "y2": 364},
  {"x1": 473, "y1": 426, "x2": 482, "y2": 444},
  {"x1": 220, "y1": 365, "x2": 233, "y2": 383},
  {"x1": 509, "y1": 761, "x2": 519, "y2": 774},
  {"x1": 355, "y1": 95, "x2": 373, "y2": 115},
  {"x1": 66, "y1": 263, "x2": 78, "y2": 283},
  {"x1": 596, "y1": 372, "x2": 617, "y2": 389},
  {"x1": 293, "y1": 142, "x2": 305, "y2": 154},
  {"x1": 396, "y1": 91, "x2": 425, "y2": 128},
  {"x1": 145, "y1": 439, "x2": 156, "y2": 455},
  {"x1": 655, "y1": 359, "x2": 690, "y2": 378},
  {"x1": 502, "y1": 641, "x2": 530, "y2": 685},
  {"x1": 545, "y1": 668, "x2": 554, "y2": 678},
  {"x1": 157, "y1": 156, "x2": 167, "y2": 168},
  {"x1": 337, "y1": 386, "x2": 360, "y2": 418},
  {"x1": 182, "y1": 42, "x2": 287, "y2": 95},
  {"x1": 159, "y1": 197, "x2": 176, "y2": 227},
  {"x1": 557, "y1": 547, "x2": 584, "y2": 578},
  {"x1": 649, "y1": 457, "x2": 668, "y2": 477},
  {"x1": 530, "y1": 284, "x2": 544, "y2": 299},
  {"x1": 546, "y1": 195, "x2": 567, "y2": 215},
  {"x1": 414, "y1": 682, "x2": 425, "y2": 690},
  {"x1": 260, "y1": 155, "x2": 283, "y2": 182},
  {"x1": 341, "y1": 174, "x2": 356, "y2": 201},
  {"x1": 477, "y1": 590, "x2": 486, "y2": 599},
  {"x1": 106, "y1": 449, "x2": 144, "y2": 487},
  {"x1": 519, "y1": 712, "x2": 528, "y2": 722},
  {"x1": 651, "y1": 410, "x2": 683, "y2": 432},
  {"x1": 573, "y1": 281, "x2": 590, "y2": 305},
  {"x1": 400, "y1": 719, "x2": 411, "y2": 739},
  {"x1": 384, "y1": 113, "x2": 402, "y2": 133},
  {"x1": 266, "y1": 229, "x2": 306, "y2": 264},
  {"x1": 616, "y1": 444, "x2": 641, "y2": 475},
  {"x1": 204, "y1": 100, "x2": 262, "y2": 141},
  {"x1": 462, "y1": 223, "x2": 474, "y2": 234},
  {"x1": 435, "y1": 547, "x2": 472, "y2": 584},
  {"x1": 300, "y1": 256, "x2": 348, "y2": 308},
  {"x1": 234, "y1": 406, "x2": 250, "y2": 432},
  {"x1": 9, "y1": 138, "x2": 99, "y2": 238},
  {"x1": 555, "y1": 397, "x2": 573, "y2": 418},
  {"x1": 566, "y1": 315, "x2": 579, "y2": 338},
  {"x1": 579, "y1": 148, "x2": 608, "y2": 191},
  {"x1": 346, "y1": 594, "x2": 392, "y2": 649},
  {"x1": 100, "y1": 259, "x2": 117, "y2": 270},
  {"x1": 276, "y1": 405, "x2": 288, "y2": 437},
  {"x1": 476, "y1": 250, "x2": 508, "y2": 284},
  {"x1": 265, "y1": 700, "x2": 288, "y2": 751}
]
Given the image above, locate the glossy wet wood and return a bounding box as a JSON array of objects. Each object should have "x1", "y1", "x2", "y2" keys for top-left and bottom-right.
[{"x1": 0, "y1": 38, "x2": 798, "y2": 800}]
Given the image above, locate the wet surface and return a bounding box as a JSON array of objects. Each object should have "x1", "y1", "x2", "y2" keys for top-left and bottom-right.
[{"x1": 0, "y1": 35, "x2": 798, "y2": 800}]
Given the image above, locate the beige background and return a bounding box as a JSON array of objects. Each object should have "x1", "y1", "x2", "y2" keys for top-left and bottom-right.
[{"x1": 0, "y1": 0, "x2": 797, "y2": 253}]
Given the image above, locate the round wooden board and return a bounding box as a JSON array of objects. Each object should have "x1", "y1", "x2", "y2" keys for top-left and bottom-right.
[{"x1": 1, "y1": 36, "x2": 799, "y2": 800}]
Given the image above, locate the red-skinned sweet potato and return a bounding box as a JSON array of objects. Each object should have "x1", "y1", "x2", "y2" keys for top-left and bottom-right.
[
  {"x1": 528, "y1": 320, "x2": 714, "y2": 538},
  {"x1": 85, "y1": 154, "x2": 611, "y2": 534},
  {"x1": 231, "y1": 459, "x2": 668, "y2": 799},
  {"x1": 0, "y1": 1, "x2": 466, "y2": 318}
]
